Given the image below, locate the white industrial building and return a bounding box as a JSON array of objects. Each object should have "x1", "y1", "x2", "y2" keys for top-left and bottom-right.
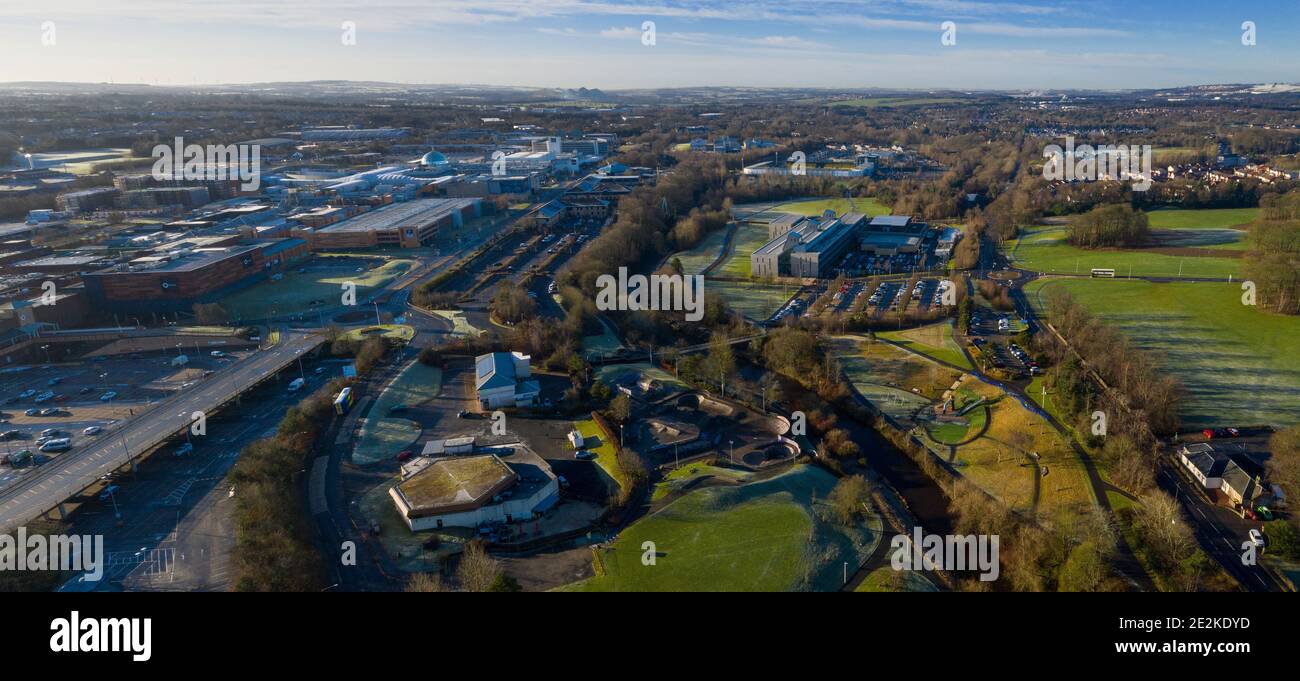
[{"x1": 475, "y1": 352, "x2": 541, "y2": 409}]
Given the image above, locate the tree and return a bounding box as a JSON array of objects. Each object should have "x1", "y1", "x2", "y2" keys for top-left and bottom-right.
[
  {"x1": 487, "y1": 573, "x2": 522, "y2": 592},
  {"x1": 457, "y1": 540, "x2": 501, "y2": 593},
  {"x1": 192, "y1": 302, "x2": 230, "y2": 325},
  {"x1": 404, "y1": 572, "x2": 445, "y2": 593},
  {"x1": 1134, "y1": 490, "x2": 1200, "y2": 585},
  {"x1": 827, "y1": 476, "x2": 873, "y2": 526},
  {"x1": 1057, "y1": 540, "x2": 1112, "y2": 592},
  {"x1": 610, "y1": 393, "x2": 631, "y2": 423},
  {"x1": 703, "y1": 332, "x2": 736, "y2": 394}
]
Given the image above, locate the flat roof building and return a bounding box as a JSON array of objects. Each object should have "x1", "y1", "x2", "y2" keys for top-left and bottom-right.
[
  {"x1": 82, "y1": 238, "x2": 309, "y2": 314},
  {"x1": 388, "y1": 452, "x2": 560, "y2": 531},
  {"x1": 303, "y1": 197, "x2": 482, "y2": 250}
]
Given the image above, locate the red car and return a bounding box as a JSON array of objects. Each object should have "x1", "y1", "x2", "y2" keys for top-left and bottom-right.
[{"x1": 395, "y1": 450, "x2": 414, "y2": 462}]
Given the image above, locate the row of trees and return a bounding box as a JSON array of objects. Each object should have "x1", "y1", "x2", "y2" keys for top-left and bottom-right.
[
  {"x1": 1244, "y1": 191, "x2": 1300, "y2": 314},
  {"x1": 1067, "y1": 203, "x2": 1150, "y2": 249}
]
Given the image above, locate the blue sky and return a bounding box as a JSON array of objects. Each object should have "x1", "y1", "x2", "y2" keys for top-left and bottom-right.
[{"x1": 0, "y1": 1, "x2": 1298, "y2": 89}]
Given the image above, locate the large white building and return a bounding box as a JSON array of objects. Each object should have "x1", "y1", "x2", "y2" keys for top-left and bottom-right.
[{"x1": 475, "y1": 352, "x2": 541, "y2": 409}]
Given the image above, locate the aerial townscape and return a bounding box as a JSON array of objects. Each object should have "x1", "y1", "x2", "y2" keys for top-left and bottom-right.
[{"x1": 2, "y1": 3, "x2": 1300, "y2": 617}]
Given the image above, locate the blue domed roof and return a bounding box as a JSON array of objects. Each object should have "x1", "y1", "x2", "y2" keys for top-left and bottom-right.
[{"x1": 420, "y1": 151, "x2": 448, "y2": 166}]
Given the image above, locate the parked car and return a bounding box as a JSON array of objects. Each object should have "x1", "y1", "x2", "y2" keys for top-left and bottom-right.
[
  {"x1": 1248, "y1": 529, "x2": 1266, "y2": 549},
  {"x1": 34, "y1": 391, "x2": 55, "y2": 403},
  {"x1": 575, "y1": 450, "x2": 597, "y2": 461},
  {"x1": 99, "y1": 391, "x2": 118, "y2": 402},
  {"x1": 83, "y1": 426, "x2": 103, "y2": 436},
  {"x1": 78, "y1": 386, "x2": 95, "y2": 395},
  {"x1": 39, "y1": 439, "x2": 72, "y2": 453},
  {"x1": 98, "y1": 485, "x2": 120, "y2": 502},
  {"x1": 210, "y1": 350, "x2": 225, "y2": 358},
  {"x1": 395, "y1": 450, "x2": 414, "y2": 462},
  {"x1": 18, "y1": 389, "x2": 36, "y2": 399},
  {"x1": 48, "y1": 377, "x2": 62, "y2": 386},
  {"x1": 24, "y1": 408, "x2": 39, "y2": 417}
]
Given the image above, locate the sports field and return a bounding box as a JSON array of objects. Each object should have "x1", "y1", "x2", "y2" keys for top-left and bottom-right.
[
  {"x1": 716, "y1": 222, "x2": 773, "y2": 277},
  {"x1": 669, "y1": 226, "x2": 730, "y2": 275},
  {"x1": 1026, "y1": 278, "x2": 1300, "y2": 427},
  {"x1": 878, "y1": 322, "x2": 973, "y2": 370},
  {"x1": 1145, "y1": 207, "x2": 1257, "y2": 252},
  {"x1": 569, "y1": 465, "x2": 882, "y2": 592},
  {"x1": 770, "y1": 197, "x2": 891, "y2": 217},
  {"x1": 708, "y1": 280, "x2": 797, "y2": 321},
  {"x1": 220, "y1": 255, "x2": 416, "y2": 320},
  {"x1": 354, "y1": 361, "x2": 442, "y2": 465},
  {"x1": 1007, "y1": 225, "x2": 1244, "y2": 279}
]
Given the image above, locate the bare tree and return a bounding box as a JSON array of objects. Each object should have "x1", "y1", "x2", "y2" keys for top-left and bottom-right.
[{"x1": 457, "y1": 540, "x2": 501, "y2": 593}]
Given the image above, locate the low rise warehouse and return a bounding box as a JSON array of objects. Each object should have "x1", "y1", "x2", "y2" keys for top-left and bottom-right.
[{"x1": 389, "y1": 452, "x2": 559, "y2": 531}]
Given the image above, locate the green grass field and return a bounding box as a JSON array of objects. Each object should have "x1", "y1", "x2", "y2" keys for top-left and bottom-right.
[
  {"x1": 924, "y1": 402, "x2": 988, "y2": 445},
  {"x1": 854, "y1": 567, "x2": 940, "y2": 592},
  {"x1": 1145, "y1": 207, "x2": 1258, "y2": 230},
  {"x1": 573, "y1": 418, "x2": 628, "y2": 491},
  {"x1": 716, "y1": 222, "x2": 773, "y2": 277},
  {"x1": 1145, "y1": 207, "x2": 1258, "y2": 252},
  {"x1": 651, "y1": 463, "x2": 752, "y2": 502},
  {"x1": 1007, "y1": 225, "x2": 1244, "y2": 279},
  {"x1": 771, "y1": 197, "x2": 891, "y2": 217},
  {"x1": 708, "y1": 280, "x2": 797, "y2": 321},
  {"x1": 354, "y1": 361, "x2": 442, "y2": 465},
  {"x1": 569, "y1": 465, "x2": 881, "y2": 592},
  {"x1": 1026, "y1": 278, "x2": 1300, "y2": 427},
  {"x1": 878, "y1": 322, "x2": 973, "y2": 370},
  {"x1": 220, "y1": 255, "x2": 416, "y2": 320},
  {"x1": 669, "y1": 226, "x2": 730, "y2": 275}
]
